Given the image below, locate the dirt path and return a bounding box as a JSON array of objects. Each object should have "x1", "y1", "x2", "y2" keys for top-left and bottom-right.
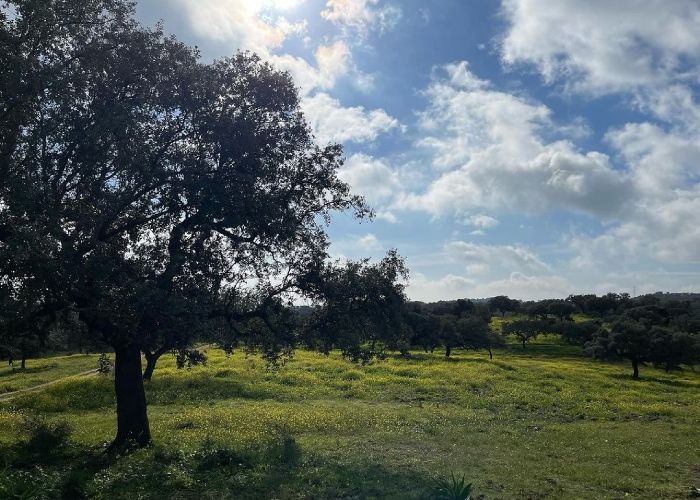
[{"x1": 0, "y1": 369, "x2": 99, "y2": 402}]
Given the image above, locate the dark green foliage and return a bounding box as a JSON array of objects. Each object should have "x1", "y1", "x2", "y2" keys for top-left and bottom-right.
[
  {"x1": 305, "y1": 250, "x2": 409, "y2": 363},
  {"x1": 431, "y1": 473, "x2": 473, "y2": 500},
  {"x1": 22, "y1": 418, "x2": 72, "y2": 459},
  {"x1": 586, "y1": 320, "x2": 652, "y2": 378},
  {"x1": 557, "y1": 320, "x2": 600, "y2": 346},
  {"x1": 488, "y1": 295, "x2": 519, "y2": 317},
  {"x1": 547, "y1": 300, "x2": 578, "y2": 320},
  {"x1": 1, "y1": 0, "x2": 396, "y2": 448},
  {"x1": 174, "y1": 349, "x2": 208, "y2": 370},
  {"x1": 502, "y1": 319, "x2": 553, "y2": 349},
  {"x1": 650, "y1": 328, "x2": 700, "y2": 372}
]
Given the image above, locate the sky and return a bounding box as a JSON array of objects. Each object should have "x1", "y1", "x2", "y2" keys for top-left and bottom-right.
[{"x1": 134, "y1": 0, "x2": 700, "y2": 301}]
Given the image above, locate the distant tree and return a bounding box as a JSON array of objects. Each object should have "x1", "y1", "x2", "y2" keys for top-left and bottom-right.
[
  {"x1": 649, "y1": 328, "x2": 700, "y2": 372},
  {"x1": 456, "y1": 315, "x2": 504, "y2": 359},
  {"x1": 567, "y1": 294, "x2": 596, "y2": 314},
  {"x1": 453, "y1": 299, "x2": 475, "y2": 317},
  {"x1": 406, "y1": 305, "x2": 441, "y2": 353},
  {"x1": 585, "y1": 320, "x2": 652, "y2": 379},
  {"x1": 502, "y1": 319, "x2": 552, "y2": 349},
  {"x1": 488, "y1": 296, "x2": 519, "y2": 317},
  {"x1": 586, "y1": 293, "x2": 624, "y2": 317},
  {"x1": 547, "y1": 300, "x2": 577, "y2": 321},
  {"x1": 438, "y1": 315, "x2": 461, "y2": 358},
  {"x1": 304, "y1": 251, "x2": 410, "y2": 363},
  {"x1": 557, "y1": 320, "x2": 599, "y2": 346},
  {"x1": 523, "y1": 300, "x2": 550, "y2": 320}
]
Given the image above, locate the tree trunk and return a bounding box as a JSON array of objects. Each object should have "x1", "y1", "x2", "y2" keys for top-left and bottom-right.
[
  {"x1": 142, "y1": 351, "x2": 160, "y2": 382},
  {"x1": 111, "y1": 342, "x2": 151, "y2": 451},
  {"x1": 20, "y1": 354, "x2": 26, "y2": 370},
  {"x1": 631, "y1": 358, "x2": 639, "y2": 379},
  {"x1": 522, "y1": 339, "x2": 526, "y2": 349},
  {"x1": 487, "y1": 348, "x2": 493, "y2": 360},
  {"x1": 445, "y1": 345, "x2": 451, "y2": 358}
]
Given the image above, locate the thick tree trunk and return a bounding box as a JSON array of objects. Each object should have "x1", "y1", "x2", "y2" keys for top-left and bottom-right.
[
  {"x1": 631, "y1": 358, "x2": 639, "y2": 379},
  {"x1": 445, "y1": 345, "x2": 451, "y2": 358},
  {"x1": 110, "y1": 342, "x2": 151, "y2": 451}
]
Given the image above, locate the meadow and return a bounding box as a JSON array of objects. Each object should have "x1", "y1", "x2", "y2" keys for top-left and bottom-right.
[{"x1": 0, "y1": 339, "x2": 699, "y2": 499}]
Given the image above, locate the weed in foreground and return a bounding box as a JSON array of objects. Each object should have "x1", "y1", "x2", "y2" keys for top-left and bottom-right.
[{"x1": 431, "y1": 473, "x2": 473, "y2": 500}]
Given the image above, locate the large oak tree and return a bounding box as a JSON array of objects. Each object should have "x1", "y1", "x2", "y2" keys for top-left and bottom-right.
[{"x1": 0, "y1": 0, "x2": 392, "y2": 450}]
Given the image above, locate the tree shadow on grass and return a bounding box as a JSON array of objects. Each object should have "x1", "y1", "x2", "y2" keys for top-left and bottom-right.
[
  {"x1": 607, "y1": 371, "x2": 699, "y2": 388},
  {"x1": 1, "y1": 437, "x2": 438, "y2": 500}
]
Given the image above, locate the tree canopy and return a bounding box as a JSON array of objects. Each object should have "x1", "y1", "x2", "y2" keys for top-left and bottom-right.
[{"x1": 0, "y1": 0, "x2": 406, "y2": 449}]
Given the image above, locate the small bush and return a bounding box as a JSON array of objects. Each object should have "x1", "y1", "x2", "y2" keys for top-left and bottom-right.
[
  {"x1": 24, "y1": 418, "x2": 72, "y2": 457},
  {"x1": 431, "y1": 473, "x2": 473, "y2": 500}
]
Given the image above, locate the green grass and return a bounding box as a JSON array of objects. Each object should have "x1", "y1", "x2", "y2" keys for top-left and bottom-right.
[
  {"x1": 0, "y1": 345, "x2": 699, "y2": 499},
  {"x1": 0, "y1": 353, "x2": 100, "y2": 394}
]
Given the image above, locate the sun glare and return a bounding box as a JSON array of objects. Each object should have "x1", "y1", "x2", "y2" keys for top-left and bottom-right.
[{"x1": 265, "y1": 0, "x2": 304, "y2": 11}]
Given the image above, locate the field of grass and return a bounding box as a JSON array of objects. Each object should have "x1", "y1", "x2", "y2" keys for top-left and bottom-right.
[
  {"x1": 0, "y1": 342, "x2": 699, "y2": 499},
  {"x1": 0, "y1": 353, "x2": 100, "y2": 395}
]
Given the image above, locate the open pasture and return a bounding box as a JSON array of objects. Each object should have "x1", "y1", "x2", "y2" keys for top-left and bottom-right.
[{"x1": 1, "y1": 342, "x2": 699, "y2": 499}]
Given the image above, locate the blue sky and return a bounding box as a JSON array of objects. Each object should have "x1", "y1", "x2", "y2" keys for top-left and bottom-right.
[{"x1": 135, "y1": 0, "x2": 700, "y2": 301}]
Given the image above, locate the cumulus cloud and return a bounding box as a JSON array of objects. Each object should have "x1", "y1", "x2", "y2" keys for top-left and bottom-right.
[
  {"x1": 338, "y1": 154, "x2": 401, "y2": 204},
  {"x1": 321, "y1": 0, "x2": 402, "y2": 35},
  {"x1": 446, "y1": 241, "x2": 550, "y2": 275},
  {"x1": 400, "y1": 59, "x2": 700, "y2": 291},
  {"x1": 356, "y1": 233, "x2": 383, "y2": 251},
  {"x1": 407, "y1": 271, "x2": 571, "y2": 302},
  {"x1": 399, "y1": 62, "x2": 633, "y2": 218},
  {"x1": 500, "y1": 0, "x2": 700, "y2": 94},
  {"x1": 269, "y1": 41, "x2": 351, "y2": 95},
  {"x1": 174, "y1": 0, "x2": 307, "y2": 53},
  {"x1": 464, "y1": 214, "x2": 499, "y2": 230},
  {"x1": 302, "y1": 93, "x2": 400, "y2": 144}
]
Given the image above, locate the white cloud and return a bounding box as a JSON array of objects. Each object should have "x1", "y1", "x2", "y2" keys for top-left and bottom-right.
[
  {"x1": 356, "y1": 233, "x2": 383, "y2": 251},
  {"x1": 399, "y1": 62, "x2": 632, "y2": 218},
  {"x1": 175, "y1": 0, "x2": 307, "y2": 53},
  {"x1": 500, "y1": 0, "x2": 700, "y2": 94},
  {"x1": 338, "y1": 154, "x2": 401, "y2": 204},
  {"x1": 406, "y1": 271, "x2": 571, "y2": 302},
  {"x1": 270, "y1": 40, "x2": 351, "y2": 95},
  {"x1": 446, "y1": 241, "x2": 550, "y2": 275},
  {"x1": 321, "y1": 0, "x2": 402, "y2": 35},
  {"x1": 464, "y1": 214, "x2": 500, "y2": 230},
  {"x1": 302, "y1": 93, "x2": 400, "y2": 144}
]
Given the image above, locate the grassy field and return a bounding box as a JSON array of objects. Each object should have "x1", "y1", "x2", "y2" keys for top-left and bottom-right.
[
  {"x1": 0, "y1": 354, "x2": 100, "y2": 395},
  {"x1": 0, "y1": 340, "x2": 699, "y2": 499}
]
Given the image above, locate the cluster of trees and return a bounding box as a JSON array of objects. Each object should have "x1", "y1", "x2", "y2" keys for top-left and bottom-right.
[
  {"x1": 401, "y1": 293, "x2": 700, "y2": 379},
  {"x1": 0, "y1": 0, "x2": 409, "y2": 450},
  {"x1": 492, "y1": 294, "x2": 700, "y2": 378},
  {"x1": 405, "y1": 299, "x2": 503, "y2": 358}
]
